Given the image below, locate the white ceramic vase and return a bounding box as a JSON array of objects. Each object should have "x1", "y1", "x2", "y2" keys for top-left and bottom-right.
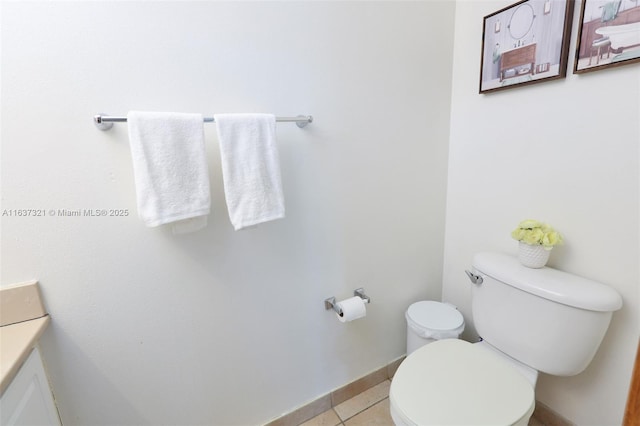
[{"x1": 518, "y1": 241, "x2": 550, "y2": 268}]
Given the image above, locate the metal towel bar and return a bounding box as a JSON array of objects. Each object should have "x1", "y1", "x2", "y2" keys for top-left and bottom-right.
[{"x1": 93, "y1": 113, "x2": 313, "y2": 130}]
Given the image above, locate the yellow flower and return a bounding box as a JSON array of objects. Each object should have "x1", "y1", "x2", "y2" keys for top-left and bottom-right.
[
  {"x1": 542, "y1": 231, "x2": 562, "y2": 249},
  {"x1": 511, "y1": 219, "x2": 563, "y2": 249},
  {"x1": 511, "y1": 228, "x2": 526, "y2": 240},
  {"x1": 523, "y1": 228, "x2": 544, "y2": 245}
]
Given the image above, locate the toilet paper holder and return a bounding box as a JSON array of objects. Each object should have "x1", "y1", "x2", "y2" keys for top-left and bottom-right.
[{"x1": 325, "y1": 288, "x2": 370, "y2": 316}]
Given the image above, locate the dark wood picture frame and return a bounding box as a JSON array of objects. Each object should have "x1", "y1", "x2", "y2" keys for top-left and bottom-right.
[
  {"x1": 574, "y1": 0, "x2": 640, "y2": 74},
  {"x1": 479, "y1": 0, "x2": 574, "y2": 93}
]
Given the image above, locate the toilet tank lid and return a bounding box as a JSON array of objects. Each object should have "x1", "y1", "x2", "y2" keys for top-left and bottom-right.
[{"x1": 472, "y1": 252, "x2": 623, "y2": 312}]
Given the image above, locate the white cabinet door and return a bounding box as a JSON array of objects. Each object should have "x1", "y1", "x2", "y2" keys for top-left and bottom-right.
[{"x1": 1, "y1": 347, "x2": 61, "y2": 426}]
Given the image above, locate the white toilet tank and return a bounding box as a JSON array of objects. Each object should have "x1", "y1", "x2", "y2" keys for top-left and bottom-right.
[{"x1": 470, "y1": 252, "x2": 622, "y2": 376}]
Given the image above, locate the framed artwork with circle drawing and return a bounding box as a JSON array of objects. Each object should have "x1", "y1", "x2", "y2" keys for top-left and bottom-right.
[{"x1": 479, "y1": 0, "x2": 574, "y2": 93}]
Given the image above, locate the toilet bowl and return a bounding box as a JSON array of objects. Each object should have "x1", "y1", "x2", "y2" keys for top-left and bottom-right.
[{"x1": 390, "y1": 339, "x2": 535, "y2": 426}]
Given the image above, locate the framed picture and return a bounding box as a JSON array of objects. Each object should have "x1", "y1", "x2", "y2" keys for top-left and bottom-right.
[
  {"x1": 574, "y1": 0, "x2": 640, "y2": 74},
  {"x1": 479, "y1": 0, "x2": 575, "y2": 93}
]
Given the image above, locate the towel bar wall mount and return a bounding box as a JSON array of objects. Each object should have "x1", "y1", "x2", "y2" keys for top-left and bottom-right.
[{"x1": 93, "y1": 113, "x2": 313, "y2": 131}]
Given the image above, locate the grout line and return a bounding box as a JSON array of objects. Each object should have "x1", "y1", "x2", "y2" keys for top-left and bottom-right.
[
  {"x1": 332, "y1": 408, "x2": 342, "y2": 426},
  {"x1": 274, "y1": 358, "x2": 403, "y2": 426},
  {"x1": 340, "y1": 396, "x2": 389, "y2": 423},
  {"x1": 332, "y1": 407, "x2": 344, "y2": 426}
]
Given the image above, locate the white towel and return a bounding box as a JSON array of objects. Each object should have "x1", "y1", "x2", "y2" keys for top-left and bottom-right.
[
  {"x1": 127, "y1": 111, "x2": 210, "y2": 231},
  {"x1": 214, "y1": 113, "x2": 285, "y2": 230}
]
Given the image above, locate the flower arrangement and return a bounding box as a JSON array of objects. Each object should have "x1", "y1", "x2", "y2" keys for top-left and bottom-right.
[{"x1": 511, "y1": 219, "x2": 562, "y2": 250}]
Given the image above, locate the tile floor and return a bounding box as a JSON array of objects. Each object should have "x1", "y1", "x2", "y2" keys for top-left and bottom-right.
[
  {"x1": 300, "y1": 380, "x2": 392, "y2": 426},
  {"x1": 297, "y1": 379, "x2": 547, "y2": 426}
]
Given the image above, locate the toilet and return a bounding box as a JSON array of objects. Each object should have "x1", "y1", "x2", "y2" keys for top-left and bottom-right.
[{"x1": 389, "y1": 252, "x2": 623, "y2": 426}]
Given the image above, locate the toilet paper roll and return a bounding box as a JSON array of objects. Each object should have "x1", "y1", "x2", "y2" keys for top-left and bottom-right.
[{"x1": 336, "y1": 296, "x2": 367, "y2": 323}]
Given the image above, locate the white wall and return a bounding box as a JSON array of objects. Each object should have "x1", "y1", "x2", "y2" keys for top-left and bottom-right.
[
  {"x1": 0, "y1": 1, "x2": 455, "y2": 425},
  {"x1": 444, "y1": 1, "x2": 639, "y2": 425}
]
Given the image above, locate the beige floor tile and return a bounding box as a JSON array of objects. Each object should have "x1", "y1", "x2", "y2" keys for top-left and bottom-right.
[
  {"x1": 331, "y1": 366, "x2": 388, "y2": 406},
  {"x1": 265, "y1": 394, "x2": 331, "y2": 426},
  {"x1": 334, "y1": 380, "x2": 391, "y2": 421},
  {"x1": 343, "y1": 399, "x2": 394, "y2": 426},
  {"x1": 528, "y1": 415, "x2": 545, "y2": 426},
  {"x1": 299, "y1": 408, "x2": 342, "y2": 426}
]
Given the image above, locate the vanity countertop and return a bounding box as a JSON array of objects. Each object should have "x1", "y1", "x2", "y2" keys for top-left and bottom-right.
[
  {"x1": 0, "y1": 315, "x2": 51, "y2": 394},
  {"x1": 0, "y1": 280, "x2": 51, "y2": 395}
]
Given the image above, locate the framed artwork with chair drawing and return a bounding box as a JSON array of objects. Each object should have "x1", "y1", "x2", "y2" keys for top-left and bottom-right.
[{"x1": 574, "y1": 0, "x2": 640, "y2": 73}]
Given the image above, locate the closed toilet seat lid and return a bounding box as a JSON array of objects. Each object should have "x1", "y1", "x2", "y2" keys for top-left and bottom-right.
[{"x1": 390, "y1": 339, "x2": 535, "y2": 426}]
